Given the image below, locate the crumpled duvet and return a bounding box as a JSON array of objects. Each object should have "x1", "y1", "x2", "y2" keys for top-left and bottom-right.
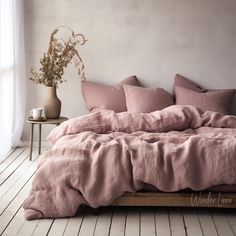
[{"x1": 23, "y1": 105, "x2": 236, "y2": 220}]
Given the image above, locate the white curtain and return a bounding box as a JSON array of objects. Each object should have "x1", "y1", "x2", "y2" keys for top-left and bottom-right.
[{"x1": 0, "y1": 0, "x2": 26, "y2": 161}]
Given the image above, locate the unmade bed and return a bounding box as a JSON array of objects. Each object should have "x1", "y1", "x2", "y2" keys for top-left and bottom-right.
[{"x1": 23, "y1": 105, "x2": 236, "y2": 220}]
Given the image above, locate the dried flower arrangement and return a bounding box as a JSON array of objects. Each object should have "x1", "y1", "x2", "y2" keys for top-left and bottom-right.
[{"x1": 30, "y1": 26, "x2": 87, "y2": 87}]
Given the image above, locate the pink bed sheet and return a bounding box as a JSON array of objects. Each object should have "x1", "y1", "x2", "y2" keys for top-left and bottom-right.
[{"x1": 23, "y1": 105, "x2": 236, "y2": 220}]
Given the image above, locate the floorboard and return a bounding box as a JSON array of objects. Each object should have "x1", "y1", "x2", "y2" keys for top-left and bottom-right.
[
  {"x1": 0, "y1": 148, "x2": 17, "y2": 166},
  {"x1": 212, "y1": 209, "x2": 234, "y2": 236},
  {"x1": 226, "y1": 210, "x2": 236, "y2": 235},
  {"x1": 0, "y1": 177, "x2": 34, "y2": 235},
  {"x1": 155, "y1": 207, "x2": 171, "y2": 236},
  {"x1": 197, "y1": 208, "x2": 219, "y2": 236},
  {"x1": 31, "y1": 219, "x2": 54, "y2": 236},
  {"x1": 79, "y1": 207, "x2": 98, "y2": 236},
  {"x1": 0, "y1": 150, "x2": 38, "y2": 214},
  {"x1": 0, "y1": 147, "x2": 235, "y2": 236},
  {"x1": 169, "y1": 208, "x2": 187, "y2": 236},
  {"x1": 125, "y1": 207, "x2": 139, "y2": 236},
  {"x1": 17, "y1": 218, "x2": 40, "y2": 236},
  {"x1": 140, "y1": 207, "x2": 156, "y2": 236},
  {"x1": 93, "y1": 207, "x2": 113, "y2": 236},
  {"x1": 109, "y1": 207, "x2": 127, "y2": 236},
  {"x1": 47, "y1": 218, "x2": 69, "y2": 236},
  {"x1": 0, "y1": 148, "x2": 26, "y2": 183},
  {"x1": 63, "y1": 208, "x2": 85, "y2": 236},
  {"x1": 182, "y1": 208, "x2": 203, "y2": 236}
]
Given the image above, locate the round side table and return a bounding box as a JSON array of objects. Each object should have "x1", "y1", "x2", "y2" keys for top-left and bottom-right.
[{"x1": 26, "y1": 116, "x2": 68, "y2": 160}]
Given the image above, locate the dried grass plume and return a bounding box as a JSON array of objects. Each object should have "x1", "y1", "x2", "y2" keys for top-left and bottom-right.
[{"x1": 30, "y1": 26, "x2": 87, "y2": 87}]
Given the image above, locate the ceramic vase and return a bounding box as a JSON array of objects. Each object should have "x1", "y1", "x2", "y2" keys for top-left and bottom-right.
[{"x1": 43, "y1": 86, "x2": 61, "y2": 119}]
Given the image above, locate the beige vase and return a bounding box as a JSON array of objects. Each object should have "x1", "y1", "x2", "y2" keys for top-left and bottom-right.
[{"x1": 43, "y1": 86, "x2": 61, "y2": 119}]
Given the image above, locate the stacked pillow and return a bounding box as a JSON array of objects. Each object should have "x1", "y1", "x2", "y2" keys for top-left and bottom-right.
[
  {"x1": 81, "y1": 74, "x2": 235, "y2": 114},
  {"x1": 173, "y1": 74, "x2": 206, "y2": 94},
  {"x1": 81, "y1": 75, "x2": 173, "y2": 113},
  {"x1": 81, "y1": 75, "x2": 139, "y2": 113},
  {"x1": 173, "y1": 74, "x2": 235, "y2": 115},
  {"x1": 124, "y1": 84, "x2": 174, "y2": 113}
]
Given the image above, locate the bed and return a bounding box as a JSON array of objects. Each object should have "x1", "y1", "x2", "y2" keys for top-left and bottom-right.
[
  {"x1": 112, "y1": 192, "x2": 236, "y2": 208},
  {"x1": 23, "y1": 105, "x2": 236, "y2": 220}
]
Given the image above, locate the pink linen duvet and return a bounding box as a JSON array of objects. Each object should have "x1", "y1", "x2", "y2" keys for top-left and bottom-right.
[{"x1": 23, "y1": 105, "x2": 236, "y2": 220}]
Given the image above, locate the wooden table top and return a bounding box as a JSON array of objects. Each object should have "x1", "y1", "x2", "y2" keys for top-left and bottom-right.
[{"x1": 26, "y1": 116, "x2": 68, "y2": 124}]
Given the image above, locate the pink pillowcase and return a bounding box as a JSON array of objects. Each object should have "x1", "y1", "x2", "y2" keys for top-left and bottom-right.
[
  {"x1": 173, "y1": 74, "x2": 206, "y2": 94},
  {"x1": 173, "y1": 74, "x2": 235, "y2": 114},
  {"x1": 81, "y1": 76, "x2": 139, "y2": 112},
  {"x1": 124, "y1": 84, "x2": 174, "y2": 113}
]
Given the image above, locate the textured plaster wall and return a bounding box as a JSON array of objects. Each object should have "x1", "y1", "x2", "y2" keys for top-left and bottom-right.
[{"x1": 23, "y1": 0, "x2": 236, "y2": 141}]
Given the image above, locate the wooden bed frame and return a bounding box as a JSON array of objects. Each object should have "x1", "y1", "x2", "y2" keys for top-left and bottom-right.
[{"x1": 111, "y1": 192, "x2": 236, "y2": 208}]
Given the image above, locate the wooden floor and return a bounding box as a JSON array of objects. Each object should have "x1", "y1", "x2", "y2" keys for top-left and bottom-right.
[{"x1": 0, "y1": 148, "x2": 236, "y2": 236}]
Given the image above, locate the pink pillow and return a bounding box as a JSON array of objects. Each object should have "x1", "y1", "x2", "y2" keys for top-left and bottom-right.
[
  {"x1": 124, "y1": 84, "x2": 174, "y2": 113},
  {"x1": 174, "y1": 75, "x2": 235, "y2": 114},
  {"x1": 81, "y1": 76, "x2": 140, "y2": 112},
  {"x1": 173, "y1": 74, "x2": 206, "y2": 94}
]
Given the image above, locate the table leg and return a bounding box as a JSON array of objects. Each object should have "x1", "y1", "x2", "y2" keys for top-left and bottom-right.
[
  {"x1": 30, "y1": 123, "x2": 34, "y2": 161},
  {"x1": 38, "y1": 124, "x2": 42, "y2": 154}
]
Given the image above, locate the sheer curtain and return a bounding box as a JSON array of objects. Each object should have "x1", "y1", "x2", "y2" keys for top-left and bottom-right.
[{"x1": 0, "y1": 0, "x2": 26, "y2": 161}]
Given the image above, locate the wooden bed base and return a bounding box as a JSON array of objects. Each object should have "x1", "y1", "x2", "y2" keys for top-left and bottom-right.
[{"x1": 111, "y1": 192, "x2": 236, "y2": 208}]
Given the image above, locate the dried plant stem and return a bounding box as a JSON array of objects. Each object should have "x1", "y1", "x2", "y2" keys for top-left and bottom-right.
[{"x1": 30, "y1": 26, "x2": 87, "y2": 87}]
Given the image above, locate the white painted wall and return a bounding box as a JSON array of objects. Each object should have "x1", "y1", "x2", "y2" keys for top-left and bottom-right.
[{"x1": 23, "y1": 0, "x2": 236, "y2": 141}]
